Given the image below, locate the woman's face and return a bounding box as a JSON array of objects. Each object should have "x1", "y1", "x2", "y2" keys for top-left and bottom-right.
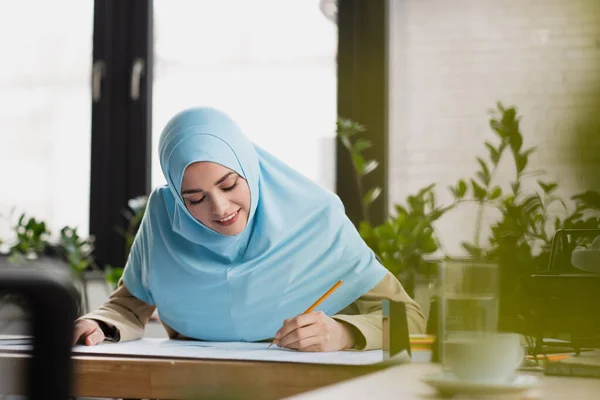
[{"x1": 180, "y1": 162, "x2": 251, "y2": 236}]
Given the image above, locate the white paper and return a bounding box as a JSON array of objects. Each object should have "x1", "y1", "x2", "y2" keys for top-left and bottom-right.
[
  {"x1": 68, "y1": 338, "x2": 385, "y2": 365},
  {"x1": 0, "y1": 338, "x2": 432, "y2": 366}
]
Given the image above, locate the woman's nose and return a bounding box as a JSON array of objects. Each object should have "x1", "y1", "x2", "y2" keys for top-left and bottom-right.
[{"x1": 211, "y1": 194, "x2": 229, "y2": 216}]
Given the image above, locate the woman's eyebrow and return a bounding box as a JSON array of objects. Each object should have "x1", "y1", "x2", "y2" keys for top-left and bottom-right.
[
  {"x1": 214, "y1": 172, "x2": 236, "y2": 185},
  {"x1": 181, "y1": 188, "x2": 203, "y2": 195}
]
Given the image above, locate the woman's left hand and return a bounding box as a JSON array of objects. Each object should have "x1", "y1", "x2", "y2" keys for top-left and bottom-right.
[{"x1": 274, "y1": 311, "x2": 355, "y2": 352}]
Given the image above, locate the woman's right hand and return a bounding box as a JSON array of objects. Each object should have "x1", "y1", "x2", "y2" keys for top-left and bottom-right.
[{"x1": 72, "y1": 319, "x2": 105, "y2": 346}]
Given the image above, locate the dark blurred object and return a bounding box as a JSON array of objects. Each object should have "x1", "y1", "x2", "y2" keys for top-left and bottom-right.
[
  {"x1": 0, "y1": 268, "x2": 77, "y2": 399},
  {"x1": 548, "y1": 229, "x2": 600, "y2": 274},
  {"x1": 528, "y1": 229, "x2": 600, "y2": 356},
  {"x1": 382, "y1": 300, "x2": 410, "y2": 360}
]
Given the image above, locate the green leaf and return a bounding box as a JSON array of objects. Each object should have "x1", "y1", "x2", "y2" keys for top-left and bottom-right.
[
  {"x1": 461, "y1": 242, "x2": 483, "y2": 258},
  {"x1": 515, "y1": 154, "x2": 528, "y2": 174},
  {"x1": 572, "y1": 190, "x2": 600, "y2": 210},
  {"x1": 352, "y1": 153, "x2": 365, "y2": 175},
  {"x1": 476, "y1": 172, "x2": 488, "y2": 187},
  {"x1": 449, "y1": 181, "x2": 465, "y2": 200},
  {"x1": 396, "y1": 234, "x2": 411, "y2": 246},
  {"x1": 340, "y1": 136, "x2": 352, "y2": 152},
  {"x1": 407, "y1": 195, "x2": 425, "y2": 215},
  {"x1": 105, "y1": 265, "x2": 125, "y2": 288},
  {"x1": 485, "y1": 141, "x2": 500, "y2": 165},
  {"x1": 502, "y1": 108, "x2": 517, "y2": 128},
  {"x1": 363, "y1": 160, "x2": 379, "y2": 176},
  {"x1": 363, "y1": 187, "x2": 382, "y2": 206},
  {"x1": 522, "y1": 147, "x2": 536, "y2": 157},
  {"x1": 538, "y1": 180, "x2": 558, "y2": 195},
  {"x1": 353, "y1": 139, "x2": 371, "y2": 153},
  {"x1": 509, "y1": 130, "x2": 523, "y2": 153},
  {"x1": 422, "y1": 235, "x2": 438, "y2": 253},
  {"x1": 417, "y1": 183, "x2": 436, "y2": 197},
  {"x1": 558, "y1": 199, "x2": 568, "y2": 212},
  {"x1": 336, "y1": 117, "x2": 366, "y2": 138},
  {"x1": 394, "y1": 204, "x2": 408, "y2": 217},
  {"x1": 522, "y1": 195, "x2": 542, "y2": 215},
  {"x1": 488, "y1": 186, "x2": 502, "y2": 200},
  {"x1": 378, "y1": 222, "x2": 396, "y2": 240},
  {"x1": 476, "y1": 157, "x2": 491, "y2": 185},
  {"x1": 497, "y1": 101, "x2": 506, "y2": 114},
  {"x1": 449, "y1": 185, "x2": 458, "y2": 199},
  {"x1": 471, "y1": 179, "x2": 487, "y2": 201},
  {"x1": 511, "y1": 182, "x2": 520, "y2": 195},
  {"x1": 490, "y1": 120, "x2": 505, "y2": 139},
  {"x1": 457, "y1": 179, "x2": 467, "y2": 198}
]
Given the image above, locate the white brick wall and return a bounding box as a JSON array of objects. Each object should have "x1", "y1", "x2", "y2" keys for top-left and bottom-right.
[{"x1": 388, "y1": 0, "x2": 600, "y2": 255}]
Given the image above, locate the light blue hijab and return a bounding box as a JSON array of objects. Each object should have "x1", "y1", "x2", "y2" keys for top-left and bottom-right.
[{"x1": 122, "y1": 107, "x2": 388, "y2": 342}]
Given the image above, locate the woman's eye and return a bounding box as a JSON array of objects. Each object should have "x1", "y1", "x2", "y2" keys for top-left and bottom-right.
[
  {"x1": 188, "y1": 197, "x2": 205, "y2": 205},
  {"x1": 222, "y1": 181, "x2": 238, "y2": 192}
]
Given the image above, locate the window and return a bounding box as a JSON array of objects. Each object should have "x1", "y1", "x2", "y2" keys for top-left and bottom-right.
[
  {"x1": 0, "y1": 1, "x2": 93, "y2": 240},
  {"x1": 152, "y1": 0, "x2": 338, "y2": 191}
]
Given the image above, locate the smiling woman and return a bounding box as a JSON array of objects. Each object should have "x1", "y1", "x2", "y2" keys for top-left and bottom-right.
[{"x1": 73, "y1": 107, "x2": 426, "y2": 352}]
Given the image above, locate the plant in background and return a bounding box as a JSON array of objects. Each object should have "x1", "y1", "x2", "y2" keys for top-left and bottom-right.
[
  {"x1": 359, "y1": 185, "x2": 453, "y2": 297},
  {"x1": 339, "y1": 103, "x2": 600, "y2": 308},
  {"x1": 7, "y1": 214, "x2": 51, "y2": 263},
  {"x1": 337, "y1": 118, "x2": 381, "y2": 225},
  {"x1": 337, "y1": 118, "x2": 452, "y2": 296},
  {"x1": 58, "y1": 226, "x2": 97, "y2": 278},
  {"x1": 0, "y1": 195, "x2": 148, "y2": 295},
  {"x1": 118, "y1": 195, "x2": 148, "y2": 254},
  {"x1": 56, "y1": 226, "x2": 100, "y2": 313},
  {"x1": 105, "y1": 195, "x2": 148, "y2": 289},
  {"x1": 447, "y1": 102, "x2": 600, "y2": 329},
  {"x1": 0, "y1": 212, "x2": 101, "y2": 314},
  {"x1": 450, "y1": 103, "x2": 600, "y2": 268}
]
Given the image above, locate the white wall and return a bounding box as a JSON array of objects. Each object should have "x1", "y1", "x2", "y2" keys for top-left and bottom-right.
[{"x1": 388, "y1": 0, "x2": 600, "y2": 255}]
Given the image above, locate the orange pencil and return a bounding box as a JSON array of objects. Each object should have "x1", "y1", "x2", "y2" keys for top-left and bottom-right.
[
  {"x1": 527, "y1": 354, "x2": 570, "y2": 362},
  {"x1": 268, "y1": 280, "x2": 343, "y2": 348}
]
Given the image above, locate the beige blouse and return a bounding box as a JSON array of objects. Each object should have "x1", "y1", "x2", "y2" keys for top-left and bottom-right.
[{"x1": 80, "y1": 271, "x2": 426, "y2": 350}]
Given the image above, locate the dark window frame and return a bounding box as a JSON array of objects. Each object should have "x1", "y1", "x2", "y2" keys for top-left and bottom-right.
[
  {"x1": 90, "y1": 0, "x2": 152, "y2": 268},
  {"x1": 336, "y1": 0, "x2": 389, "y2": 226}
]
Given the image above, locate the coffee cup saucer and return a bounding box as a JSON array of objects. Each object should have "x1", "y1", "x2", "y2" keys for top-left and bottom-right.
[{"x1": 422, "y1": 372, "x2": 539, "y2": 396}]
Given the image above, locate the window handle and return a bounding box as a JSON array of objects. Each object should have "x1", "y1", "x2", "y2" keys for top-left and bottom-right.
[
  {"x1": 92, "y1": 60, "x2": 105, "y2": 102},
  {"x1": 130, "y1": 58, "x2": 145, "y2": 100}
]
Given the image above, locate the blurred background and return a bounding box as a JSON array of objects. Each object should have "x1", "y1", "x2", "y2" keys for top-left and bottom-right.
[{"x1": 0, "y1": 0, "x2": 598, "y2": 337}]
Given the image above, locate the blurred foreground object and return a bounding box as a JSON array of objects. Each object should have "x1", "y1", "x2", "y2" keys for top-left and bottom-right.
[{"x1": 0, "y1": 268, "x2": 77, "y2": 399}]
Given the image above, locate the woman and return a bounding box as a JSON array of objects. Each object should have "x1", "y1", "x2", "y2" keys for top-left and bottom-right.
[{"x1": 74, "y1": 107, "x2": 425, "y2": 352}]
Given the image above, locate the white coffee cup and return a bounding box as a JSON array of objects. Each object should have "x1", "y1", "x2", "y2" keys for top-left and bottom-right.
[{"x1": 443, "y1": 332, "x2": 524, "y2": 383}]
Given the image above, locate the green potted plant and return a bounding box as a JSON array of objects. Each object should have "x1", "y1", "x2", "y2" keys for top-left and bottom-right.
[
  {"x1": 0, "y1": 211, "x2": 98, "y2": 315},
  {"x1": 337, "y1": 118, "x2": 453, "y2": 297},
  {"x1": 446, "y1": 103, "x2": 600, "y2": 330},
  {"x1": 338, "y1": 103, "x2": 600, "y2": 331}
]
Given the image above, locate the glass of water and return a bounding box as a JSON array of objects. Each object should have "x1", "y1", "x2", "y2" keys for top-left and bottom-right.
[{"x1": 438, "y1": 258, "x2": 499, "y2": 370}]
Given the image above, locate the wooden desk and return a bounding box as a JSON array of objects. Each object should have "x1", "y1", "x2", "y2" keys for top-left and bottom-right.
[
  {"x1": 4, "y1": 350, "x2": 598, "y2": 399},
  {"x1": 0, "y1": 352, "x2": 384, "y2": 399},
  {"x1": 287, "y1": 362, "x2": 600, "y2": 400}
]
